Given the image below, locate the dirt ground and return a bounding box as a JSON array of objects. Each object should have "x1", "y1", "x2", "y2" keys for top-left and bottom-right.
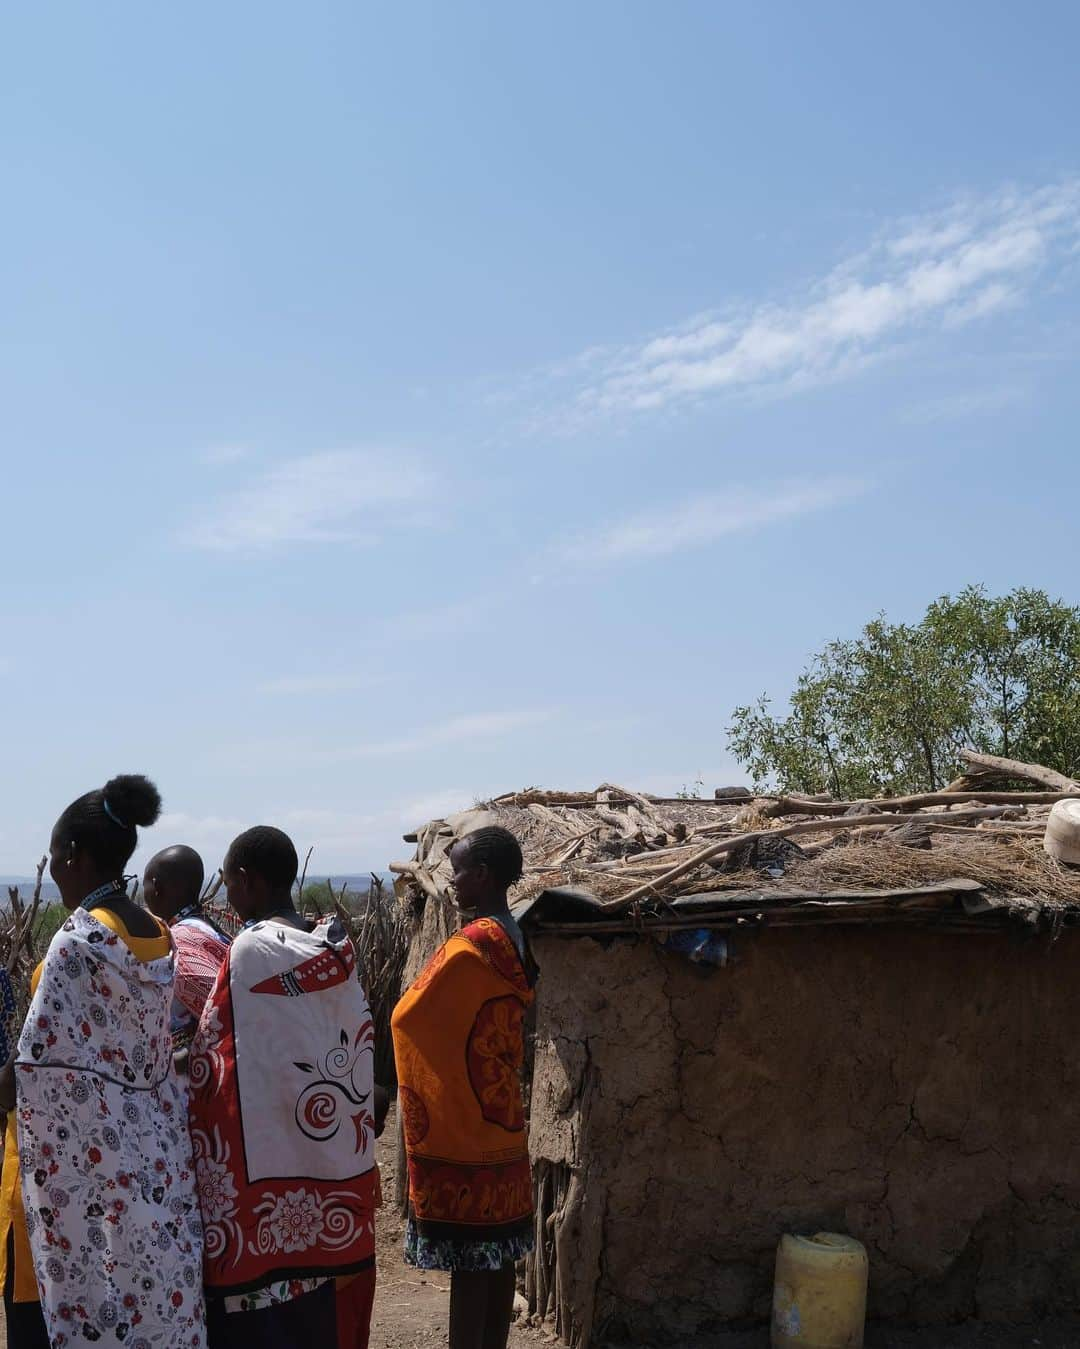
[{"x1": 371, "y1": 1109, "x2": 549, "y2": 1349}]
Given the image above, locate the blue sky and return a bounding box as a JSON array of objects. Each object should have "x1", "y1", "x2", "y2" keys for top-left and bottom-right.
[{"x1": 2, "y1": 1, "x2": 1080, "y2": 874}]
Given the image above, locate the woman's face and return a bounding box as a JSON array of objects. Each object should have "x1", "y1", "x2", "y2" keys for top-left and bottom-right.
[
  {"x1": 222, "y1": 853, "x2": 256, "y2": 922},
  {"x1": 449, "y1": 841, "x2": 486, "y2": 912}
]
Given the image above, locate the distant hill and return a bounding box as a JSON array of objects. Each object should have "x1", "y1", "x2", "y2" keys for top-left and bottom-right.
[
  {"x1": 301, "y1": 873, "x2": 393, "y2": 890},
  {"x1": 0, "y1": 877, "x2": 61, "y2": 903},
  {"x1": 0, "y1": 872, "x2": 391, "y2": 909}
]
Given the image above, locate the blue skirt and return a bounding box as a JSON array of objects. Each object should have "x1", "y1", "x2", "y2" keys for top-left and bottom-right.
[{"x1": 404, "y1": 1216, "x2": 534, "y2": 1273}]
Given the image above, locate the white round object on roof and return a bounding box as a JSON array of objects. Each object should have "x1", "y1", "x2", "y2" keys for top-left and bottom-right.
[{"x1": 1044, "y1": 799, "x2": 1080, "y2": 865}]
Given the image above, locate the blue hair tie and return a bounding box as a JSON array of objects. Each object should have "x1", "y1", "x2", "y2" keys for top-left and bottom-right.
[{"x1": 102, "y1": 797, "x2": 128, "y2": 829}]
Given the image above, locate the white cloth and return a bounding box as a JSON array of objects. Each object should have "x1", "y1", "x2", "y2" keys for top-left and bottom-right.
[
  {"x1": 189, "y1": 915, "x2": 376, "y2": 1296},
  {"x1": 16, "y1": 907, "x2": 206, "y2": 1347},
  {"x1": 219, "y1": 918, "x2": 375, "y2": 1182}
]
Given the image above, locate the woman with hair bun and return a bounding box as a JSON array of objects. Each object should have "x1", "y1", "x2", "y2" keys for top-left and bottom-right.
[{"x1": 0, "y1": 775, "x2": 206, "y2": 1348}]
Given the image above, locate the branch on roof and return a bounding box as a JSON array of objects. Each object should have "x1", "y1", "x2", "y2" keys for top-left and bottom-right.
[
  {"x1": 764, "y1": 789, "x2": 1073, "y2": 818},
  {"x1": 953, "y1": 750, "x2": 1080, "y2": 794}
]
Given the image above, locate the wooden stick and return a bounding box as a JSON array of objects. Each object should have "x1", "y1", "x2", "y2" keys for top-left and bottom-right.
[
  {"x1": 600, "y1": 808, "x2": 1020, "y2": 910},
  {"x1": 296, "y1": 845, "x2": 314, "y2": 906},
  {"x1": 491, "y1": 791, "x2": 744, "y2": 809},
  {"x1": 594, "y1": 804, "x2": 643, "y2": 841},
  {"x1": 694, "y1": 804, "x2": 1016, "y2": 839},
  {"x1": 526, "y1": 802, "x2": 580, "y2": 838},
  {"x1": 764, "y1": 789, "x2": 1072, "y2": 818},
  {"x1": 609, "y1": 839, "x2": 715, "y2": 867},
  {"x1": 957, "y1": 749, "x2": 1079, "y2": 793},
  {"x1": 596, "y1": 782, "x2": 681, "y2": 837},
  {"x1": 930, "y1": 822, "x2": 1046, "y2": 836},
  {"x1": 547, "y1": 826, "x2": 602, "y2": 867},
  {"x1": 6, "y1": 857, "x2": 46, "y2": 975},
  {"x1": 389, "y1": 861, "x2": 442, "y2": 901},
  {"x1": 200, "y1": 868, "x2": 224, "y2": 902}
]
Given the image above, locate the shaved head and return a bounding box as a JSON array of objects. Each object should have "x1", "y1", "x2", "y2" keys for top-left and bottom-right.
[{"x1": 143, "y1": 845, "x2": 205, "y2": 921}]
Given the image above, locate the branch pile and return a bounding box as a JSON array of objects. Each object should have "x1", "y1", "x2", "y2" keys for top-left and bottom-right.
[
  {"x1": 393, "y1": 756, "x2": 1080, "y2": 921},
  {"x1": 3, "y1": 858, "x2": 50, "y2": 1011}
]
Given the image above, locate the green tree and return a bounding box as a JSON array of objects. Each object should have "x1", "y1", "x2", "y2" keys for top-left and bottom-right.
[{"x1": 727, "y1": 587, "x2": 1080, "y2": 796}]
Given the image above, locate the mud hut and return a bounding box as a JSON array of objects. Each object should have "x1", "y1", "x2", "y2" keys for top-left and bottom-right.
[{"x1": 393, "y1": 768, "x2": 1080, "y2": 1347}]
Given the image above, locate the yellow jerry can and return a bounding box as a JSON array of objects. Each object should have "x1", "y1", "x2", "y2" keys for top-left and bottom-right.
[{"x1": 771, "y1": 1232, "x2": 868, "y2": 1349}]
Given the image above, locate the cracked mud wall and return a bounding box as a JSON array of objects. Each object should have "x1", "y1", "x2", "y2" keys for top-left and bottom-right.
[{"x1": 527, "y1": 927, "x2": 1080, "y2": 1346}]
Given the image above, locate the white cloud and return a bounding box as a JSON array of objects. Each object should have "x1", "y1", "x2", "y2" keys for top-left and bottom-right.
[
  {"x1": 558, "y1": 477, "x2": 864, "y2": 564},
  {"x1": 135, "y1": 793, "x2": 479, "y2": 876},
  {"x1": 136, "y1": 811, "x2": 248, "y2": 875},
  {"x1": 186, "y1": 449, "x2": 432, "y2": 552},
  {"x1": 903, "y1": 385, "x2": 1028, "y2": 423},
  {"x1": 533, "y1": 180, "x2": 1080, "y2": 422},
  {"x1": 316, "y1": 709, "x2": 554, "y2": 762},
  {"x1": 256, "y1": 606, "x2": 483, "y2": 695},
  {"x1": 279, "y1": 789, "x2": 475, "y2": 864},
  {"x1": 397, "y1": 788, "x2": 477, "y2": 825}
]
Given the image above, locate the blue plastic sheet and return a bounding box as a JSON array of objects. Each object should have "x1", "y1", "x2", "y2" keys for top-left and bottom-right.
[{"x1": 661, "y1": 928, "x2": 728, "y2": 967}]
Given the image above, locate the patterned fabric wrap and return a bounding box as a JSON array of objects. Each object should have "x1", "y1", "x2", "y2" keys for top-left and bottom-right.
[
  {"x1": 391, "y1": 917, "x2": 535, "y2": 1261},
  {"x1": 223, "y1": 1274, "x2": 328, "y2": 1313},
  {"x1": 15, "y1": 907, "x2": 206, "y2": 1347},
  {"x1": 188, "y1": 916, "x2": 376, "y2": 1296},
  {"x1": 404, "y1": 1217, "x2": 534, "y2": 1272},
  {"x1": 170, "y1": 918, "x2": 230, "y2": 1049},
  {"x1": 0, "y1": 962, "x2": 43, "y2": 1304},
  {"x1": 0, "y1": 966, "x2": 17, "y2": 1067}
]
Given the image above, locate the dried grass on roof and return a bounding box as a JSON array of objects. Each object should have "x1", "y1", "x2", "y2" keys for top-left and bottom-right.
[
  {"x1": 396, "y1": 784, "x2": 1080, "y2": 916},
  {"x1": 798, "y1": 836, "x2": 1080, "y2": 907}
]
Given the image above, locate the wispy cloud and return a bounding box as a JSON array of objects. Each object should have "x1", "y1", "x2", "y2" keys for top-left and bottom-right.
[
  {"x1": 280, "y1": 789, "x2": 476, "y2": 859},
  {"x1": 531, "y1": 180, "x2": 1080, "y2": 423},
  {"x1": 187, "y1": 449, "x2": 432, "y2": 552},
  {"x1": 141, "y1": 793, "x2": 480, "y2": 874},
  {"x1": 257, "y1": 605, "x2": 483, "y2": 695},
  {"x1": 143, "y1": 811, "x2": 247, "y2": 870},
  {"x1": 557, "y1": 477, "x2": 864, "y2": 564},
  {"x1": 903, "y1": 385, "x2": 1028, "y2": 424},
  {"x1": 316, "y1": 709, "x2": 554, "y2": 762}
]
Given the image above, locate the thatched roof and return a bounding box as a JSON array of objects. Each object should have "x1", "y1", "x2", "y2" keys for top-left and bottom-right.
[{"x1": 392, "y1": 780, "x2": 1080, "y2": 937}]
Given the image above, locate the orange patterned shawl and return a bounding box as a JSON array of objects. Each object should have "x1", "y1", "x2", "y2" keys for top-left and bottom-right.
[{"x1": 391, "y1": 917, "x2": 535, "y2": 1245}]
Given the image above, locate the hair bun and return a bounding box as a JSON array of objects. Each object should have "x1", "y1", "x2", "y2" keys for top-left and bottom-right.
[{"x1": 102, "y1": 775, "x2": 162, "y2": 829}]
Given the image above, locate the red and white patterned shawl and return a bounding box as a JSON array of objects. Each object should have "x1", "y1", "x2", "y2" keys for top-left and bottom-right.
[
  {"x1": 188, "y1": 915, "x2": 376, "y2": 1296},
  {"x1": 171, "y1": 918, "x2": 229, "y2": 1025}
]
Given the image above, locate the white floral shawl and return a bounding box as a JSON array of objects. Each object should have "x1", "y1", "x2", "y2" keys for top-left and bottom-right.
[{"x1": 16, "y1": 907, "x2": 206, "y2": 1348}]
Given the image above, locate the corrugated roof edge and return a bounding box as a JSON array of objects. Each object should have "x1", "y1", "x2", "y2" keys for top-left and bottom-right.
[{"x1": 512, "y1": 879, "x2": 1075, "y2": 938}]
